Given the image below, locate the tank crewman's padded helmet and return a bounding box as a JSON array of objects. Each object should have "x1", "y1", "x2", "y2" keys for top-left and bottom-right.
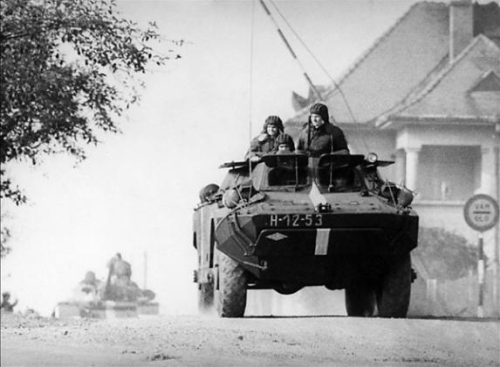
[
  {"x1": 275, "y1": 133, "x2": 294, "y2": 147},
  {"x1": 263, "y1": 115, "x2": 284, "y2": 132},
  {"x1": 309, "y1": 103, "x2": 329, "y2": 123}
]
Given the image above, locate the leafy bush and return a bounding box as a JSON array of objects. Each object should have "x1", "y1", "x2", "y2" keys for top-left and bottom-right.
[{"x1": 415, "y1": 227, "x2": 479, "y2": 280}]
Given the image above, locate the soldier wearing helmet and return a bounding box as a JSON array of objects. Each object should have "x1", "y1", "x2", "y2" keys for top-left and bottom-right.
[
  {"x1": 248, "y1": 115, "x2": 284, "y2": 156},
  {"x1": 1, "y1": 292, "x2": 18, "y2": 313},
  {"x1": 297, "y1": 103, "x2": 349, "y2": 157},
  {"x1": 275, "y1": 133, "x2": 295, "y2": 154},
  {"x1": 104, "y1": 253, "x2": 136, "y2": 301}
]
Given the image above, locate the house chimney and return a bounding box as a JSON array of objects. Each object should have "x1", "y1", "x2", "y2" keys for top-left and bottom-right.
[{"x1": 449, "y1": 0, "x2": 473, "y2": 61}]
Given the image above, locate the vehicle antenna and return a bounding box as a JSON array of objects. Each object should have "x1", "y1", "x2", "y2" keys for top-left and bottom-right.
[
  {"x1": 307, "y1": 117, "x2": 311, "y2": 152},
  {"x1": 329, "y1": 134, "x2": 334, "y2": 191},
  {"x1": 295, "y1": 156, "x2": 299, "y2": 189},
  {"x1": 258, "y1": 0, "x2": 322, "y2": 102},
  {"x1": 268, "y1": 0, "x2": 370, "y2": 153},
  {"x1": 248, "y1": 0, "x2": 257, "y2": 196},
  {"x1": 143, "y1": 251, "x2": 148, "y2": 290}
]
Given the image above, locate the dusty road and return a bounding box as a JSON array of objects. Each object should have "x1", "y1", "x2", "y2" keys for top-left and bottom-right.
[{"x1": 1, "y1": 312, "x2": 499, "y2": 367}]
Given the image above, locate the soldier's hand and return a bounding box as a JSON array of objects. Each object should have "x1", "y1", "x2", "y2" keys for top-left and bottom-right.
[{"x1": 257, "y1": 133, "x2": 268, "y2": 143}]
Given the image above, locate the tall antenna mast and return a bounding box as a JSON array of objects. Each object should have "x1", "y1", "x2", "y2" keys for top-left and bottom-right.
[
  {"x1": 258, "y1": 0, "x2": 322, "y2": 102},
  {"x1": 143, "y1": 251, "x2": 148, "y2": 290}
]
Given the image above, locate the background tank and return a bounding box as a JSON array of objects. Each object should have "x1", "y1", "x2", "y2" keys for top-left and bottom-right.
[
  {"x1": 54, "y1": 256, "x2": 159, "y2": 319},
  {"x1": 193, "y1": 152, "x2": 418, "y2": 318}
]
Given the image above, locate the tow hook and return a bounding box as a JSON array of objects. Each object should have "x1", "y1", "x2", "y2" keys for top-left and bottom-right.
[{"x1": 316, "y1": 203, "x2": 332, "y2": 213}]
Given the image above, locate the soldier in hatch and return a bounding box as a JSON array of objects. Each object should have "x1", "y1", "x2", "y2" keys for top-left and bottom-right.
[
  {"x1": 74, "y1": 270, "x2": 103, "y2": 304},
  {"x1": 107, "y1": 253, "x2": 132, "y2": 282},
  {"x1": 274, "y1": 133, "x2": 295, "y2": 154},
  {"x1": 247, "y1": 115, "x2": 296, "y2": 159},
  {"x1": 104, "y1": 253, "x2": 140, "y2": 301},
  {"x1": 247, "y1": 115, "x2": 283, "y2": 156},
  {"x1": 1, "y1": 292, "x2": 18, "y2": 313},
  {"x1": 297, "y1": 103, "x2": 349, "y2": 157}
]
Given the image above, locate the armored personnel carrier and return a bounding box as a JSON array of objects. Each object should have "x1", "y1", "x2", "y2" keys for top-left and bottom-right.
[{"x1": 193, "y1": 152, "x2": 418, "y2": 318}]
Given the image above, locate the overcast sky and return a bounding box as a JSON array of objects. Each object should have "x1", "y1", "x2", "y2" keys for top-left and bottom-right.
[{"x1": 2, "y1": 0, "x2": 431, "y2": 316}]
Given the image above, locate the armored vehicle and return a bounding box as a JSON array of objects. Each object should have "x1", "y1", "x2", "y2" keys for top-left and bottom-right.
[
  {"x1": 54, "y1": 261, "x2": 158, "y2": 319},
  {"x1": 193, "y1": 152, "x2": 418, "y2": 318}
]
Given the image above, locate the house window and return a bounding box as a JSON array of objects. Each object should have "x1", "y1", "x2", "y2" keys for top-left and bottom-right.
[{"x1": 417, "y1": 145, "x2": 481, "y2": 201}]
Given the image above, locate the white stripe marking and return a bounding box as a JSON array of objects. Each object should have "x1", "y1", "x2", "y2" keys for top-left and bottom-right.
[
  {"x1": 309, "y1": 183, "x2": 328, "y2": 207},
  {"x1": 315, "y1": 228, "x2": 330, "y2": 255}
]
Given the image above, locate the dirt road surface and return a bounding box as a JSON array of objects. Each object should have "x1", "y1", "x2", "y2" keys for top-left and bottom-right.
[{"x1": 1, "y1": 312, "x2": 499, "y2": 367}]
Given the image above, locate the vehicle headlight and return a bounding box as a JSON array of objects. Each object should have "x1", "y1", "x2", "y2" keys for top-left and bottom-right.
[
  {"x1": 223, "y1": 189, "x2": 240, "y2": 209},
  {"x1": 397, "y1": 187, "x2": 414, "y2": 207},
  {"x1": 366, "y1": 152, "x2": 378, "y2": 163}
]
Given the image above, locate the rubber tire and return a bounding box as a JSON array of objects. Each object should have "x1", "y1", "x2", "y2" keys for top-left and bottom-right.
[
  {"x1": 345, "y1": 284, "x2": 376, "y2": 317},
  {"x1": 198, "y1": 282, "x2": 214, "y2": 314},
  {"x1": 273, "y1": 283, "x2": 303, "y2": 295},
  {"x1": 376, "y1": 254, "x2": 412, "y2": 318},
  {"x1": 214, "y1": 249, "x2": 248, "y2": 318}
]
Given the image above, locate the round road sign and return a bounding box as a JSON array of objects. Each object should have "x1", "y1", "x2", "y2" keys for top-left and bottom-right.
[{"x1": 464, "y1": 194, "x2": 499, "y2": 232}]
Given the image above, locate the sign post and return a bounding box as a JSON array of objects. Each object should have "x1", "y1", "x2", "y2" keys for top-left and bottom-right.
[{"x1": 464, "y1": 194, "x2": 499, "y2": 318}]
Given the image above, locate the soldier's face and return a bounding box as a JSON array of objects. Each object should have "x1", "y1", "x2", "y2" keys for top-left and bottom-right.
[
  {"x1": 267, "y1": 125, "x2": 279, "y2": 136},
  {"x1": 310, "y1": 114, "x2": 324, "y2": 128},
  {"x1": 278, "y1": 144, "x2": 290, "y2": 152}
]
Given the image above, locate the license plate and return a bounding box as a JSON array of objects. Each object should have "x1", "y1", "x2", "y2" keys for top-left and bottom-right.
[{"x1": 268, "y1": 214, "x2": 323, "y2": 227}]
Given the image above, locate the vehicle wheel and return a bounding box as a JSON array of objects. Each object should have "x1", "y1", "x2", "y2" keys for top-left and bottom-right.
[
  {"x1": 376, "y1": 254, "x2": 412, "y2": 318},
  {"x1": 273, "y1": 283, "x2": 303, "y2": 295},
  {"x1": 214, "y1": 249, "x2": 247, "y2": 318},
  {"x1": 345, "y1": 284, "x2": 376, "y2": 317},
  {"x1": 198, "y1": 282, "x2": 214, "y2": 314}
]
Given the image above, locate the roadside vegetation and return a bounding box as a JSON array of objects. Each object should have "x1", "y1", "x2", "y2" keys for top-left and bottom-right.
[{"x1": 0, "y1": 0, "x2": 181, "y2": 256}]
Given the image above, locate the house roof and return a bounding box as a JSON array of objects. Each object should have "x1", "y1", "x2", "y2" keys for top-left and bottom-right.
[
  {"x1": 378, "y1": 35, "x2": 500, "y2": 127},
  {"x1": 286, "y1": 1, "x2": 500, "y2": 131},
  {"x1": 469, "y1": 70, "x2": 500, "y2": 93}
]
